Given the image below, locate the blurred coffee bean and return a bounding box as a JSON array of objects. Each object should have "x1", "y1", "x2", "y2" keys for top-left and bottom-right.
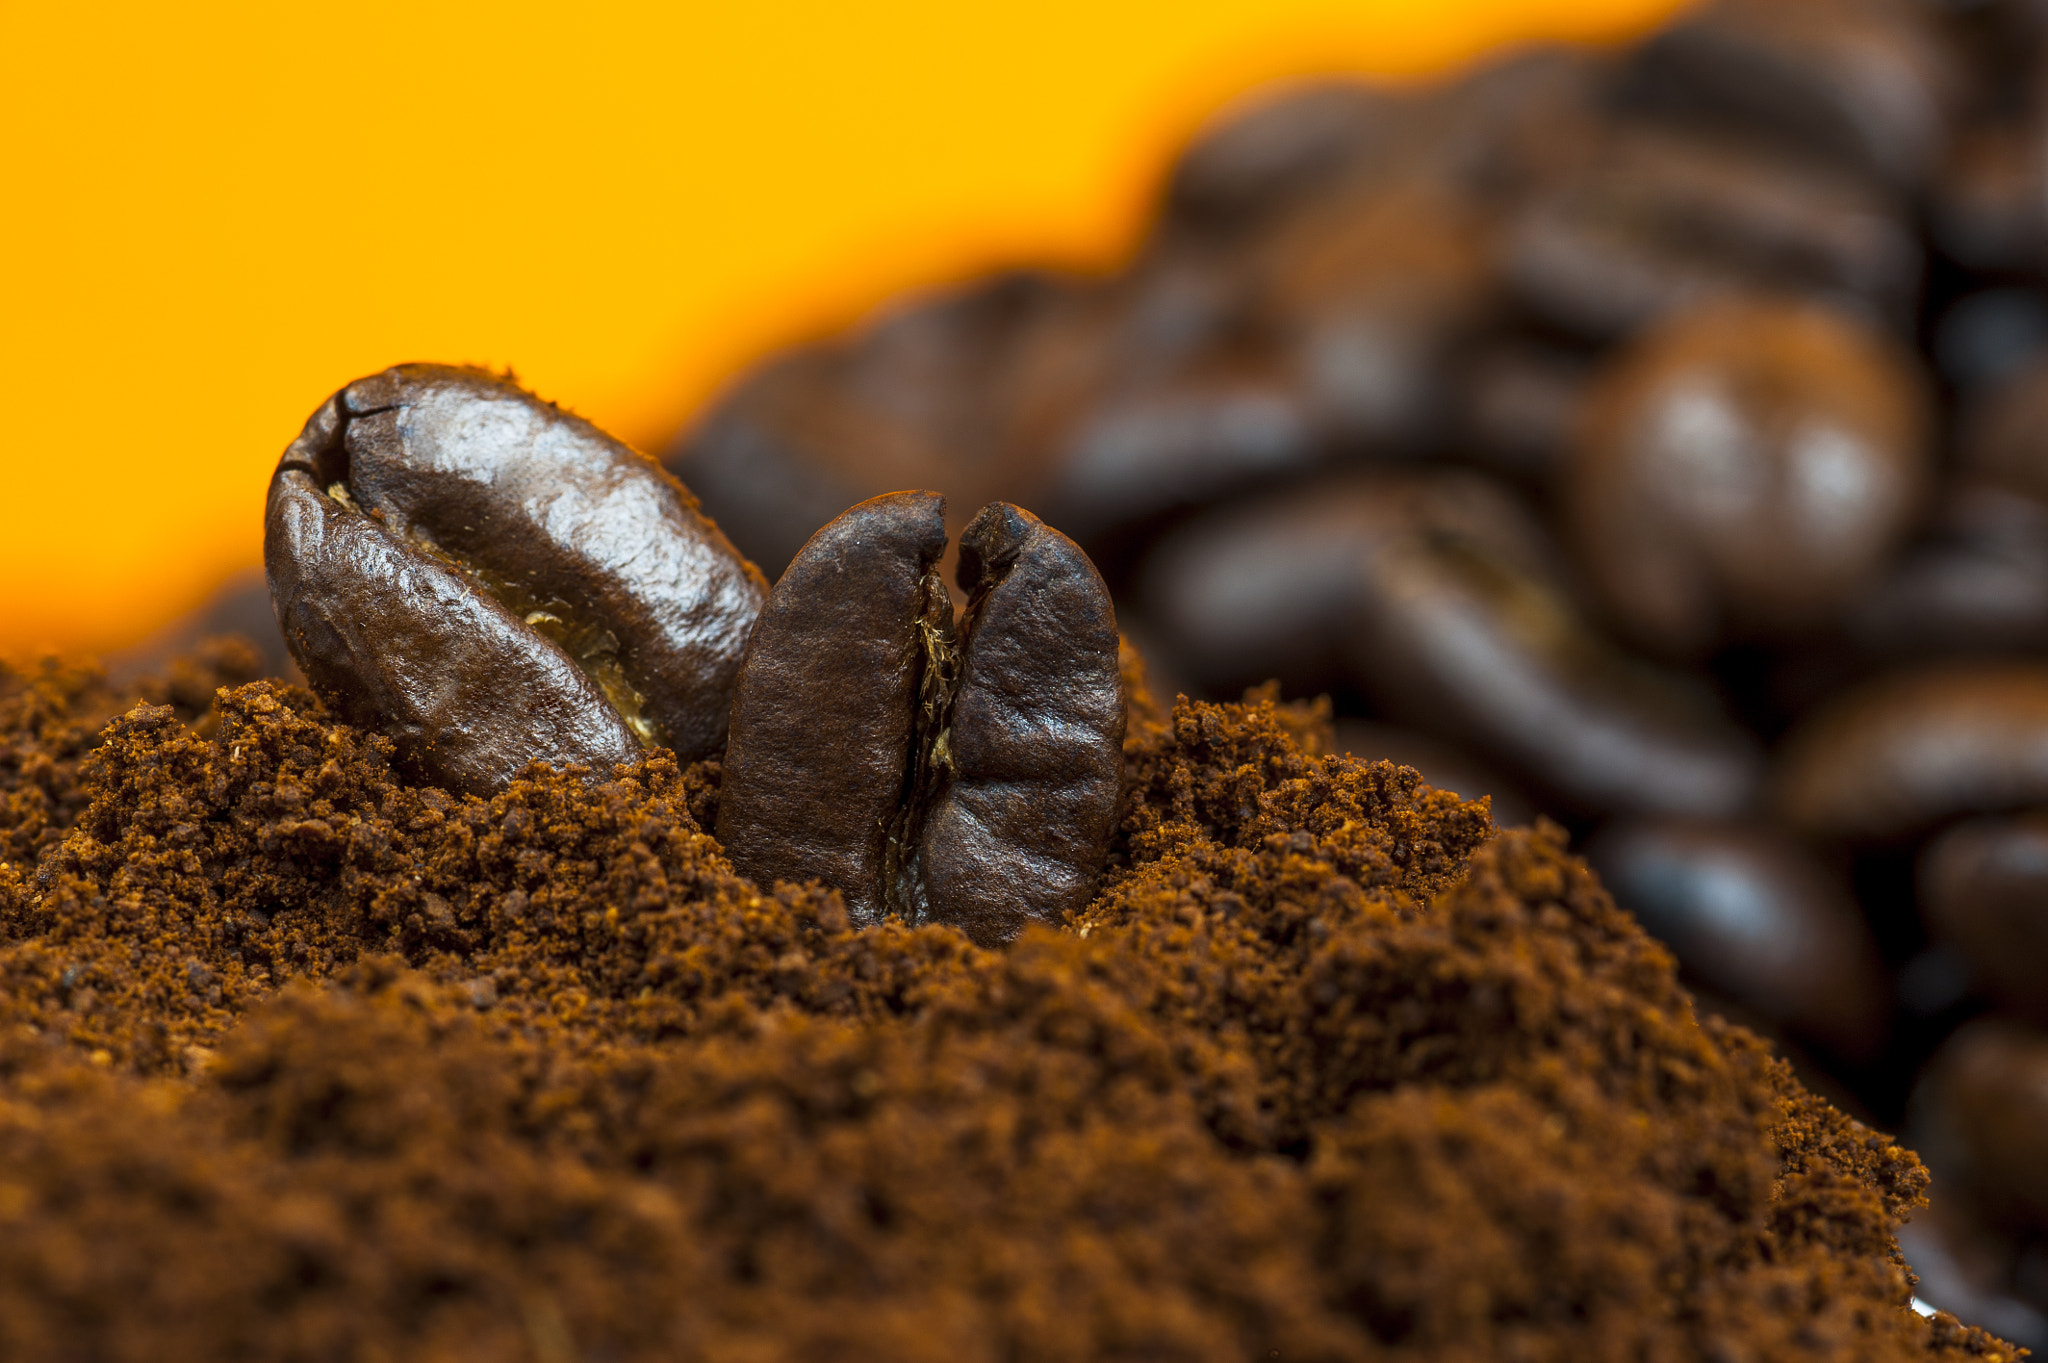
[
  {"x1": 1922, "y1": 812, "x2": 2048, "y2": 1026},
  {"x1": 1962, "y1": 351, "x2": 2048, "y2": 502},
  {"x1": 1913, "y1": 1017, "x2": 2048, "y2": 1232},
  {"x1": 1455, "y1": 341, "x2": 1592, "y2": 485},
  {"x1": 1252, "y1": 181, "x2": 1496, "y2": 450},
  {"x1": 1140, "y1": 471, "x2": 1763, "y2": 819},
  {"x1": 1934, "y1": 288, "x2": 2048, "y2": 393},
  {"x1": 1569, "y1": 297, "x2": 1930, "y2": 659},
  {"x1": 269, "y1": 364, "x2": 766, "y2": 795},
  {"x1": 719, "y1": 494, "x2": 1124, "y2": 947},
  {"x1": 1332, "y1": 719, "x2": 1538, "y2": 827},
  {"x1": 1503, "y1": 127, "x2": 1921, "y2": 339},
  {"x1": 1622, "y1": 0, "x2": 1962, "y2": 191},
  {"x1": 1586, "y1": 815, "x2": 1888, "y2": 1057},
  {"x1": 670, "y1": 271, "x2": 1082, "y2": 578},
  {"x1": 1935, "y1": 125, "x2": 2048, "y2": 273},
  {"x1": 1164, "y1": 80, "x2": 1395, "y2": 233},
  {"x1": 1848, "y1": 480, "x2": 2048, "y2": 658},
  {"x1": 1775, "y1": 663, "x2": 2048, "y2": 841}
]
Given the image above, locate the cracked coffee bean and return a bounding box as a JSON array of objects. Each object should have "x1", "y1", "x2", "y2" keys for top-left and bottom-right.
[
  {"x1": 716, "y1": 492, "x2": 1125, "y2": 946},
  {"x1": 266, "y1": 364, "x2": 767, "y2": 795}
]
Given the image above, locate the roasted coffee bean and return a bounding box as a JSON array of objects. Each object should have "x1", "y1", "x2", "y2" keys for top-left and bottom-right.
[
  {"x1": 1586, "y1": 816, "x2": 1887, "y2": 1058},
  {"x1": 1455, "y1": 341, "x2": 1592, "y2": 485},
  {"x1": 1774, "y1": 664, "x2": 2048, "y2": 841},
  {"x1": 1934, "y1": 288, "x2": 2048, "y2": 394},
  {"x1": 1962, "y1": 351, "x2": 2048, "y2": 503},
  {"x1": 1502, "y1": 128, "x2": 1920, "y2": 339},
  {"x1": 1164, "y1": 80, "x2": 1394, "y2": 233},
  {"x1": 717, "y1": 493, "x2": 1125, "y2": 946},
  {"x1": 1934, "y1": 124, "x2": 2048, "y2": 275},
  {"x1": 1569, "y1": 297, "x2": 1929, "y2": 659},
  {"x1": 267, "y1": 364, "x2": 766, "y2": 795},
  {"x1": 1621, "y1": 0, "x2": 1960, "y2": 191},
  {"x1": 670, "y1": 272, "x2": 1079, "y2": 578},
  {"x1": 1848, "y1": 480, "x2": 2048, "y2": 659},
  {"x1": 1895, "y1": 1196, "x2": 2048, "y2": 1356},
  {"x1": 1140, "y1": 471, "x2": 1763, "y2": 818},
  {"x1": 1913, "y1": 1018, "x2": 2048, "y2": 1233},
  {"x1": 1921, "y1": 813, "x2": 2048, "y2": 1028}
]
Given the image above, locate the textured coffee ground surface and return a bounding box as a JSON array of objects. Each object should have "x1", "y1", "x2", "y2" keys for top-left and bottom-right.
[{"x1": 0, "y1": 645, "x2": 2019, "y2": 1361}]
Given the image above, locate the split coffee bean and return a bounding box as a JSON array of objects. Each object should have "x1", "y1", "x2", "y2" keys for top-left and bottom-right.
[
  {"x1": 266, "y1": 364, "x2": 767, "y2": 796},
  {"x1": 716, "y1": 492, "x2": 1125, "y2": 946}
]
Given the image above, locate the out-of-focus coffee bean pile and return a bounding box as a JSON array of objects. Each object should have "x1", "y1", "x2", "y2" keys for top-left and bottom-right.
[{"x1": 652, "y1": 0, "x2": 2048, "y2": 1344}]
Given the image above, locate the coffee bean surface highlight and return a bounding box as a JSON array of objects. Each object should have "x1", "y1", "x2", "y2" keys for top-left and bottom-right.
[
  {"x1": 718, "y1": 492, "x2": 1125, "y2": 945},
  {"x1": 266, "y1": 364, "x2": 767, "y2": 795}
]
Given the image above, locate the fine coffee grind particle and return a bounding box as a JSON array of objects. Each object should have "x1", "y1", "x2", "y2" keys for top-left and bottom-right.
[{"x1": 0, "y1": 646, "x2": 2020, "y2": 1361}]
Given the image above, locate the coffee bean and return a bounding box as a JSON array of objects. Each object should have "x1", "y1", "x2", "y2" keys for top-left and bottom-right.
[
  {"x1": 1569, "y1": 297, "x2": 1929, "y2": 659},
  {"x1": 1961, "y1": 351, "x2": 2048, "y2": 505},
  {"x1": 267, "y1": 364, "x2": 766, "y2": 795},
  {"x1": 1586, "y1": 816, "x2": 1887, "y2": 1058},
  {"x1": 1139, "y1": 471, "x2": 1762, "y2": 818},
  {"x1": 1774, "y1": 664, "x2": 2048, "y2": 841},
  {"x1": 1621, "y1": 0, "x2": 1960, "y2": 190},
  {"x1": 717, "y1": 493, "x2": 1124, "y2": 945},
  {"x1": 1503, "y1": 128, "x2": 1920, "y2": 339},
  {"x1": 1164, "y1": 80, "x2": 1394, "y2": 233},
  {"x1": 1921, "y1": 813, "x2": 2048, "y2": 1027},
  {"x1": 1847, "y1": 480, "x2": 2048, "y2": 659},
  {"x1": 1913, "y1": 1017, "x2": 2048, "y2": 1233}
]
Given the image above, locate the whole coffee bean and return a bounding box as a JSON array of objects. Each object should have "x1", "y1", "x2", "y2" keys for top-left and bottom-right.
[
  {"x1": 1249, "y1": 180, "x2": 1496, "y2": 451},
  {"x1": 717, "y1": 493, "x2": 1124, "y2": 946},
  {"x1": 1622, "y1": 0, "x2": 1960, "y2": 191},
  {"x1": 1164, "y1": 80, "x2": 1394, "y2": 233},
  {"x1": 1454, "y1": 341, "x2": 1592, "y2": 485},
  {"x1": 1934, "y1": 125, "x2": 2048, "y2": 275},
  {"x1": 1934, "y1": 288, "x2": 2048, "y2": 395},
  {"x1": 1569, "y1": 297, "x2": 1929, "y2": 659},
  {"x1": 1847, "y1": 480, "x2": 2048, "y2": 659},
  {"x1": 1921, "y1": 812, "x2": 2048, "y2": 1028},
  {"x1": 669, "y1": 272, "x2": 1075, "y2": 578},
  {"x1": 1586, "y1": 816, "x2": 1887, "y2": 1058},
  {"x1": 1774, "y1": 664, "x2": 2048, "y2": 841},
  {"x1": 1504, "y1": 129, "x2": 1920, "y2": 339},
  {"x1": 1140, "y1": 471, "x2": 1763, "y2": 819},
  {"x1": 1912, "y1": 1017, "x2": 2048, "y2": 1234},
  {"x1": 267, "y1": 364, "x2": 766, "y2": 795},
  {"x1": 1895, "y1": 1196, "x2": 2048, "y2": 1356}
]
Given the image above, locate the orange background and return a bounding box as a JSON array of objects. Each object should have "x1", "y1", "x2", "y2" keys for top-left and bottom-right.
[{"x1": 0, "y1": 0, "x2": 1685, "y2": 659}]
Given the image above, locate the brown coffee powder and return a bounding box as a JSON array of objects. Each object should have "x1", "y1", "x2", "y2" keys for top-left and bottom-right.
[{"x1": 0, "y1": 645, "x2": 2021, "y2": 1361}]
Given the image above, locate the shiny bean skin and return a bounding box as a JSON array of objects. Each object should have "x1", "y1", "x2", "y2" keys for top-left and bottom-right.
[
  {"x1": 1140, "y1": 471, "x2": 1763, "y2": 819},
  {"x1": 266, "y1": 365, "x2": 765, "y2": 794},
  {"x1": 1586, "y1": 816, "x2": 1888, "y2": 1058},
  {"x1": 1848, "y1": 481, "x2": 2048, "y2": 660},
  {"x1": 1921, "y1": 813, "x2": 2048, "y2": 1028},
  {"x1": 718, "y1": 494, "x2": 1124, "y2": 946},
  {"x1": 1774, "y1": 665, "x2": 2048, "y2": 842},
  {"x1": 1569, "y1": 297, "x2": 1929, "y2": 659}
]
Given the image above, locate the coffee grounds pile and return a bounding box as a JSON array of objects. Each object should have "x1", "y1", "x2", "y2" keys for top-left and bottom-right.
[{"x1": 0, "y1": 646, "x2": 2021, "y2": 1361}]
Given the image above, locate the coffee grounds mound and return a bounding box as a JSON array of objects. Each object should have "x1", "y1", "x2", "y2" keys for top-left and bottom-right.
[{"x1": 0, "y1": 646, "x2": 2021, "y2": 1361}]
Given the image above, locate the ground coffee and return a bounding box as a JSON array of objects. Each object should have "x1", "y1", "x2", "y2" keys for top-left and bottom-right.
[{"x1": 0, "y1": 643, "x2": 2020, "y2": 1360}]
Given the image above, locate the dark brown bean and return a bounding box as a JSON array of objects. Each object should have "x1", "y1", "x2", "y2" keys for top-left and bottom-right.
[
  {"x1": 1921, "y1": 813, "x2": 2048, "y2": 1028},
  {"x1": 1894, "y1": 1196, "x2": 2048, "y2": 1355},
  {"x1": 1139, "y1": 471, "x2": 1763, "y2": 819},
  {"x1": 1961, "y1": 351, "x2": 2048, "y2": 504},
  {"x1": 266, "y1": 364, "x2": 766, "y2": 795},
  {"x1": 1569, "y1": 297, "x2": 1929, "y2": 659},
  {"x1": 1503, "y1": 128, "x2": 1920, "y2": 339},
  {"x1": 1622, "y1": 0, "x2": 1960, "y2": 191},
  {"x1": 1164, "y1": 80, "x2": 1394, "y2": 232},
  {"x1": 1847, "y1": 481, "x2": 2048, "y2": 659},
  {"x1": 1774, "y1": 664, "x2": 2048, "y2": 841},
  {"x1": 1912, "y1": 1017, "x2": 2048, "y2": 1234},
  {"x1": 718, "y1": 494, "x2": 1124, "y2": 945},
  {"x1": 1585, "y1": 816, "x2": 1887, "y2": 1058}
]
